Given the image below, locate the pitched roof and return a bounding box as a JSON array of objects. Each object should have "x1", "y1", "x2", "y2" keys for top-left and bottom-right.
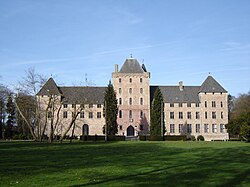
[
  {"x1": 199, "y1": 76, "x2": 227, "y2": 93},
  {"x1": 151, "y1": 86, "x2": 201, "y2": 103},
  {"x1": 119, "y1": 58, "x2": 145, "y2": 73},
  {"x1": 59, "y1": 87, "x2": 106, "y2": 104},
  {"x1": 37, "y1": 78, "x2": 61, "y2": 96}
]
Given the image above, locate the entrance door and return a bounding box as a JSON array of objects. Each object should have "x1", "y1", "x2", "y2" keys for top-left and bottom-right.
[
  {"x1": 82, "y1": 124, "x2": 89, "y2": 135},
  {"x1": 127, "y1": 126, "x2": 135, "y2": 136}
]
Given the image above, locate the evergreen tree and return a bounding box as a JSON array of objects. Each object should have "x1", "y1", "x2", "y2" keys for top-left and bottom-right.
[
  {"x1": 6, "y1": 94, "x2": 15, "y2": 138},
  {"x1": 103, "y1": 81, "x2": 118, "y2": 136},
  {"x1": 0, "y1": 97, "x2": 4, "y2": 139},
  {"x1": 150, "y1": 87, "x2": 164, "y2": 136}
]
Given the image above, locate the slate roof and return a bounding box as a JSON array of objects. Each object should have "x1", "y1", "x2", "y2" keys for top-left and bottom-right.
[
  {"x1": 37, "y1": 78, "x2": 61, "y2": 96},
  {"x1": 59, "y1": 87, "x2": 106, "y2": 104},
  {"x1": 119, "y1": 58, "x2": 145, "y2": 73},
  {"x1": 199, "y1": 76, "x2": 227, "y2": 93},
  {"x1": 37, "y1": 78, "x2": 106, "y2": 104},
  {"x1": 150, "y1": 86, "x2": 201, "y2": 103}
]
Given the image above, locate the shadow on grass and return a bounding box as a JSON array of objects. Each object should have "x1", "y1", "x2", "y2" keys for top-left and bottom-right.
[{"x1": 0, "y1": 141, "x2": 249, "y2": 186}]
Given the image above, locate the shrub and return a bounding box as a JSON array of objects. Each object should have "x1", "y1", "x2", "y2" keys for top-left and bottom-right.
[
  {"x1": 12, "y1": 134, "x2": 28, "y2": 140},
  {"x1": 107, "y1": 135, "x2": 125, "y2": 141},
  {"x1": 186, "y1": 135, "x2": 196, "y2": 141},
  {"x1": 197, "y1": 135, "x2": 205, "y2": 141},
  {"x1": 164, "y1": 135, "x2": 186, "y2": 141},
  {"x1": 139, "y1": 136, "x2": 146, "y2": 141},
  {"x1": 146, "y1": 136, "x2": 164, "y2": 141}
]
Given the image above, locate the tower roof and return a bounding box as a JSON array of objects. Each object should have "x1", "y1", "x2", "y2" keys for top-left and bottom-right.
[
  {"x1": 37, "y1": 78, "x2": 61, "y2": 96},
  {"x1": 199, "y1": 75, "x2": 227, "y2": 93},
  {"x1": 119, "y1": 58, "x2": 145, "y2": 73}
]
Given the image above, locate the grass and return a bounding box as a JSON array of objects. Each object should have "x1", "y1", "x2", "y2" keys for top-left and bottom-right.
[{"x1": 0, "y1": 141, "x2": 249, "y2": 187}]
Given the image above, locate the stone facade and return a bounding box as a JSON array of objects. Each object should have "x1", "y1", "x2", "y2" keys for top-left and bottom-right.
[{"x1": 37, "y1": 58, "x2": 229, "y2": 141}]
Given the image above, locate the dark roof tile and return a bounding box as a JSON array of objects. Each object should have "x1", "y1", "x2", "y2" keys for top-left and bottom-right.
[
  {"x1": 199, "y1": 76, "x2": 227, "y2": 93},
  {"x1": 119, "y1": 58, "x2": 145, "y2": 73}
]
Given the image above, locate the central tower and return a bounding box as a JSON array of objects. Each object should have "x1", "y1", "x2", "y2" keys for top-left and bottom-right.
[{"x1": 112, "y1": 58, "x2": 150, "y2": 136}]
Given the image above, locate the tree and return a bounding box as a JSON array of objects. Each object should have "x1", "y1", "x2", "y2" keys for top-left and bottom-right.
[
  {"x1": 226, "y1": 91, "x2": 250, "y2": 140},
  {"x1": 15, "y1": 68, "x2": 47, "y2": 141},
  {"x1": 150, "y1": 87, "x2": 164, "y2": 136},
  {"x1": 0, "y1": 85, "x2": 10, "y2": 139},
  {"x1": 5, "y1": 94, "x2": 16, "y2": 138},
  {"x1": 103, "y1": 81, "x2": 118, "y2": 136}
]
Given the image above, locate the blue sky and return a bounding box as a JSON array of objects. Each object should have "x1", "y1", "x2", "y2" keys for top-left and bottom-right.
[{"x1": 0, "y1": 0, "x2": 249, "y2": 96}]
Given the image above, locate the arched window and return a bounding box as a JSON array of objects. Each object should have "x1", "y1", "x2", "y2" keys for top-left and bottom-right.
[
  {"x1": 82, "y1": 124, "x2": 89, "y2": 136},
  {"x1": 140, "y1": 98, "x2": 143, "y2": 105}
]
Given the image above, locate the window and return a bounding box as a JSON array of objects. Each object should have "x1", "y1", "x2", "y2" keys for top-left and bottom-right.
[
  {"x1": 97, "y1": 112, "x2": 101, "y2": 118},
  {"x1": 129, "y1": 88, "x2": 132, "y2": 94},
  {"x1": 72, "y1": 104, "x2": 76, "y2": 108},
  {"x1": 97, "y1": 104, "x2": 102, "y2": 108},
  {"x1": 140, "y1": 88, "x2": 143, "y2": 94},
  {"x1": 221, "y1": 112, "x2": 223, "y2": 119},
  {"x1": 140, "y1": 98, "x2": 143, "y2": 105},
  {"x1": 119, "y1": 125, "x2": 123, "y2": 130},
  {"x1": 140, "y1": 125, "x2": 143, "y2": 131},
  {"x1": 205, "y1": 101, "x2": 207, "y2": 108},
  {"x1": 119, "y1": 110, "x2": 122, "y2": 118},
  {"x1": 212, "y1": 112, "x2": 216, "y2": 119},
  {"x1": 119, "y1": 78, "x2": 121, "y2": 83},
  {"x1": 129, "y1": 98, "x2": 132, "y2": 105},
  {"x1": 72, "y1": 112, "x2": 75, "y2": 118},
  {"x1": 89, "y1": 104, "x2": 93, "y2": 108},
  {"x1": 205, "y1": 112, "x2": 207, "y2": 119},
  {"x1": 63, "y1": 111, "x2": 67, "y2": 118},
  {"x1": 140, "y1": 110, "x2": 143, "y2": 118},
  {"x1": 80, "y1": 104, "x2": 85, "y2": 108},
  {"x1": 212, "y1": 124, "x2": 217, "y2": 133},
  {"x1": 204, "y1": 124, "x2": 209, "y2": 133},
  {"x1": 179, "y1": 124, "x2": 183, "y2": 133},
  {"x1": 129, "y1": 110, "x2": 132, "y2": 119},
  {"x1": 119, "y1": 88, "x2": 122, "y2": 94},
  {"x1": 170, "y1": 124, "x2": 175, "y2": 133},
  {"x1": 48, "y1": 111, "x2": 52, "y2": 118},
  {"x1": 212, "y1": 101, "x2": 216, "y2": 107},
  {"x1": 63, "y1": 104, "x2": 68, "y2": 108},
  {"x1": 179, "y1": 103, "x2": 182, "y2": 107},
  {"x1": 80, "y1": 112, "x2": 84, "y2": 118},
  {"x1": 196, "y1": 103, "x2": 200, "y2": 107},
  {"x1": 220, "y1": 124, "x2": 224, "y2": 133},
  {"x1": 170, "y1": 103, "x2": 174, "y2": 107},
  {"x1": 196, "y1": 124, "x2": 200, "y2": 133},
  {"x1": 221, "y1": 101, "x2": 223, "y2": 108},
  {"x1": 187, "y1": 103, "x2": 191, "y2": 107},
  {"x1": 119, "y1": 98, "x2": 122, "y2": 105},
  {"x1": 129, "y1": 78, "x2": 132, "y2": 83},
  {"x1": 187, "y1": 124, "x2": 192, "y2": 133},
  {"x1": 89, "y1": 112, "x2": 93, "y2": 118},
  {"x1": 179, "y1": 112, "x2": 183, "y2": 119},
  {"x1": 140, "y1": 78, "x2": 143, "y2": 83},
  {"x1": 196, "y1": 112, "x2": 200, "y2": 119},
  {"x1": 170, "y1": 112, "x2": 174, "y2": 119},
  {"x1": 187, "y1": 112, "x2": 191, "y2": 119}
]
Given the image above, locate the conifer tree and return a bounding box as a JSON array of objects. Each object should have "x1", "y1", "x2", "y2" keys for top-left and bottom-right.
[
  {"x1": 150, "y1": 87, "x2": 164, "y2": 136},
  {"x1": 6, "y1": 94, "x2": 15, "y2": 138},
  {"x1": 104, "y1": 81, "x2": 118, "y2": 136}
]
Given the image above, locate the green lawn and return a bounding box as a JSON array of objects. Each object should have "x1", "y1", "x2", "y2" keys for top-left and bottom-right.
[{"x1": 0, "y1": 141, "x2": 249, "y2": 187}]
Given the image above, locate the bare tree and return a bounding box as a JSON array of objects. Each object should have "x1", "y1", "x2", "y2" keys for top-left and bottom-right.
[{"x1": 15, "y1": 68, "x2": 47, "y2": 141}]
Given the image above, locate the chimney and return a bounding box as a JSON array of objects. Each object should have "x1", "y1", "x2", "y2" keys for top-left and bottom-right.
[
  {"x1": 179, "y1": 81, "x2": 184, "y2": 91},
  {"x1": 115, "y1": 64, "x2": 118, "y2": 73}
]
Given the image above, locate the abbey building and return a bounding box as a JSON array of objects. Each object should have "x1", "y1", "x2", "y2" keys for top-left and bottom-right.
[{"x1": 37, "y1": 58, "x2": 229, "y2": 141}]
